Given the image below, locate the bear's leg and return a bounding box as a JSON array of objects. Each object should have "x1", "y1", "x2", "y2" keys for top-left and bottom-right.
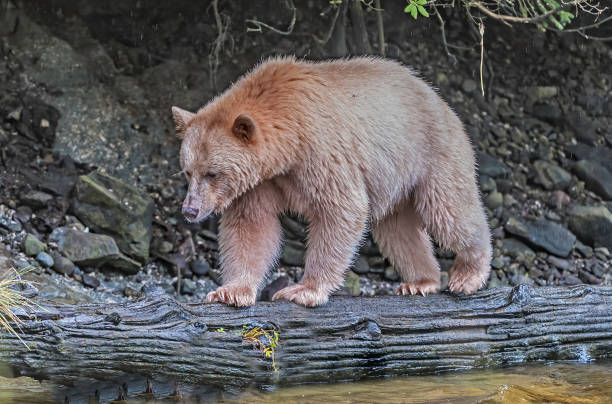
[
  {"x1": 206, "y1": 182, "x2": 284, "y2": 307},
  {"x1": 272, "y1": 203, "x2": 369, "y2": 307},
  {"x1": 372, "y1": 199, "x2": 440, "y2": 296},
  {"x1": 415, "y1": 178, "x2": 492, "y2": 295}
]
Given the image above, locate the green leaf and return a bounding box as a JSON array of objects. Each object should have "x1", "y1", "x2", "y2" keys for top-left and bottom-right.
[
  {"x1": 558, "y1": 10, "x2": 574, "y2": 24},
  {"x1": 417, "y1": 5, "x2": 429, "y2": 17},
  {"x1": 416, "y1": 0, "x2": 427, "y2": 5},
  {"x1": 410, "y1": 4, "x2": 418, "y2": 18},
  {"x1": 404, "y1": 4, "x2": 412, "y2": 13}
]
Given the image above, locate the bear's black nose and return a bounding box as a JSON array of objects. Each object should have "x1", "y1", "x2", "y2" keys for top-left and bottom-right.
[{"x1": 182, "y1": 206, "x2": 199, "y2": 220}]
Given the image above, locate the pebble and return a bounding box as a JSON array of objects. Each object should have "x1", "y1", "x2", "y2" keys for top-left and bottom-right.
[
  {"x1": 486, "y1": 191, "x2": 504, "y2": 210},
  {"x1": 384, "y1": 266, "x2": 400, "y2": 282},
  {"x1": 35, "y1": 251, "x2": 54, "y2": 267},
  {"x1": 51, "y1": 252, "x2": 75, "y2": 275},
  {"x1": 181, "y1": 278, "x2": 196, "y2": 294},
  {"x1": 352, "y1": 256, "x2": 370, "y2": 275},
  {"x1": 23, "y1": 234, "x2": 47, "y2": 256},
  {"x1": 82, "y1": 274, "x2": 100, "y2": 289},
  {"x1": 190, "y1": 259, "x2": 210, "y2": 276},
  {"x1": 260, "y1": 276, "x2": 289, "y2": 301},
  {"x1": 575, "y1": 241, "x2": 593, "y2": 258},
  {"x1": 547, "y1": 256, "x2": 571, "y2": 271},
  {"x1": 491, "y1": 257, "x2": 505, "y2": 269}
]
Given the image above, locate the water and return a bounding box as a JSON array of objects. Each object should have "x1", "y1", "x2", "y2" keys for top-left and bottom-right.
[{"x1": 1, "y1": 361, "x2": 610, "y2": 403}]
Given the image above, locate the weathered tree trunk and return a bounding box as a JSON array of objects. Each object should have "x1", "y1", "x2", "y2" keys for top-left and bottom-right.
[{"x1": 2, "y1": 285, "x2": 611, "y2": 400}]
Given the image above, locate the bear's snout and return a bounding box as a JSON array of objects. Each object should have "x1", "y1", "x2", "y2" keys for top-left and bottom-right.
[{"x1": 182, "y1": 205, "x2": 199, "y2": 221}]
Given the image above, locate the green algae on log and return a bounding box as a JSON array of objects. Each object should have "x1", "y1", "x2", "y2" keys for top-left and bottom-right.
[{"x1": 1, "y1": 285, "x2": 611, "y2": 395}]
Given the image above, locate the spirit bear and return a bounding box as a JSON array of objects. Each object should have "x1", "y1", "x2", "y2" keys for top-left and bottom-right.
[{"x1": 172, "y1": 56, "x2": 492, "y2": 307}]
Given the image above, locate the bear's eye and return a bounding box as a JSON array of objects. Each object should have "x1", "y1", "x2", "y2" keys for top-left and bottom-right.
[
  {"x1": 206, "y1": 171, "x2": 218, "y2": 179},
  {"x1": 183, "y1": 171, "x2": 192, "y2": 181}
]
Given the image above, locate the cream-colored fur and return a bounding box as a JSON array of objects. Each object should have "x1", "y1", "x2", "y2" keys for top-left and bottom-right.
[{"x1": 172, "y1": 56, "x2": 492, "y2": 307}]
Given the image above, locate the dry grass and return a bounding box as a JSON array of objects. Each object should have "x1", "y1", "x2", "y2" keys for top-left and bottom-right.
[{"x1": 0, "y1": 267, "x2": 39, "y2": 349}]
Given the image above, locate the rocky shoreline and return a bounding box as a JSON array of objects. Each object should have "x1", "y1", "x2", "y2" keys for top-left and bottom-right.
[{"x1": 0, "y1": 1, "x2": 610, "y2": 305}]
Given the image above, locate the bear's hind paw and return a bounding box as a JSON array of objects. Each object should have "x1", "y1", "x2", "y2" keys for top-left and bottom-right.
[
  {"x1": 448, "y1": 271, "x2": 488, "y2": 295},
  {"x1": 272, "y1": 283, "x2": 329, "y2": 307}
]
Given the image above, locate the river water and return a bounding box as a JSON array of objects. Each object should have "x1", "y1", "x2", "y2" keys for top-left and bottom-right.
[{"x1": 1, "y1": 361, "x2": 610, "y2": 403}]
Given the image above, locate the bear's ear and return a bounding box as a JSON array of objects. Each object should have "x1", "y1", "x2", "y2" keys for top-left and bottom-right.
[
  {"x1": 172, "y1": 106, "x2": 195, "y2": 137},
  {"x1": 232, "y1": 114, "x2": 257, "y2": 143}
]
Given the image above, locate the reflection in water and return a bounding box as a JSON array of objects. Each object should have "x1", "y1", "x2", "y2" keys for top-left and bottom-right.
[{"x1": 0, "y1": 361, "x2": 610, "y2": 403}]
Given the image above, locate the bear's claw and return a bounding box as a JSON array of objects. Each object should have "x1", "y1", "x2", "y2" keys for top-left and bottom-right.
[
  {"x1": 206, "y1": 285, "x2": 256, "y2": 307},
  {"x1": 395, "y1": 279, "x2": 440, "y2": 296}
]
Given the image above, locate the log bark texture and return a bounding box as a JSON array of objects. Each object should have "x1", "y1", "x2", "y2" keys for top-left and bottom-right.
[{"x1": 2, "y1": 285, "x2": 611, "y2": 395}]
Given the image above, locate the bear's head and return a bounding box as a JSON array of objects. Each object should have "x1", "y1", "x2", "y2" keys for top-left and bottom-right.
[{"x1": 172, "y1": 106, "x2": 263, "y2": 223}]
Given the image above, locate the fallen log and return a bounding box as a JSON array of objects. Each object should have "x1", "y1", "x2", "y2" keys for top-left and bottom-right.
[{"x1": 2, "y1": 285, "x2": 611, "y2": 401}]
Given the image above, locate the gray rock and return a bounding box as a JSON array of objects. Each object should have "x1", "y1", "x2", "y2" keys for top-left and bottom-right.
[
  {"x1": 574, "y1": 240, "x2": 593, "y2": 258},
  {"x1": 22, "y1": 234, "x2": 47, "y2": 256},
  {"x1": 208, "y1": 267, "x2": 223, "y2": 285},
  {"x1": 547, "y1": 256, "x2": 571, "y2": 271},
  {"x1": 343, "y1": 270, "x2": 361, "y2": 297},
  {"x1": 565, "y1": 143, "x2": 612, "y2": 172},
  {"x1": 531, "y1": 102, "x2": 561, "y2": 122},
  {"x1": 527, "y1": 86, "x2": 558, "y2": 101},
  {"x1": 51, "y1": 252, "x2": 75, "y2": 275},
  {"x1": 491, "y1": 257, "x2": 504, "y2": 269},
  {"x1": 461, "y1": 79, "x2": 477, "y2": 93},
  {"x1": 260, "y1": 276, "x2": 289, "y2": 301},
  {"x1": 567, "y1": 205, "x2": 612, "y2": 250},
  {"x1": 501, "y1": 238, "x2": 536, "y2": 263},
  {"x1": 190, "y1": 259, "x2": 210, "y2": 276},
  {"x1": 486, "y1": 191, "x2": 504, "y2": 210},
  {"x1": 565, "y1": 110, "x2": 598, "y2": 146},
  {"x1": 572, "y1": 160, "x2": 612, "y2": 200},
  {"x1": 20, "y1": 190, "x2": 53, "y2": 209},
  {"x1": 0, "y1": 216, "x2": 22, "y2": 232},
  {"x1": 82, "y1": 274, "x2": 100, "y2": 289},
  {"x1": 35, "y1": 252, "x2": 54, "y2": 267},
  {"x1": 58, "y1": 229, "x2": 141, "y2": 274},
  {"x1": 281, "y1": 216, "x2": 307, "y2": 240},
  {"x1": 478, "y1": 175, "x2": 496, "y2": 192},
  {"x1": 281, "y1": 241, "x2": 305, "y2": 267},
  {"x1": 533, "y1": 160, "x2": 572, "y2": 190},
  {"x1": 505, "y1": 216, "x2": 575, "y2": 257},
  {"x1": 72, "y1": 170, "x2": 154, "y2": 262},
  {"x1": 384, "y1": 266, "x2": 400, "y2": 281},
  {"x1": 352, "y1": 256, "x2": 370, "y2": 275},
  {"x1": 477, "y1": 153, "x2": 511, "y2": 178},
  {"x1": 181, "y1": 278, "x2": 196, "y2": 295}
]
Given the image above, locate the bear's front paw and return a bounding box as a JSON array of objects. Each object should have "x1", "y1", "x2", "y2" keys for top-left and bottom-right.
[
  {"x1": 272, "y1": 283, "x2": 329, "y2": 307},
  {"x1": 206, "y1": 285, "x2": 256, "y2": 307},
  {"x1": 395, "y1": 279, "x2": 440, "y2": 296}
]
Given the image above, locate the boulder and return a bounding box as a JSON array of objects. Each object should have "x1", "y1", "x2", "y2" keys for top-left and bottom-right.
[
  {"x1": 72, "y1": 171, "x2": 153, "y2": 263},
  {"x1": 57, "y1": 228, "x2": 140, "y2": 274},
  {"x1": 567, "y1": 205, "x2": 612, "y2": 250},
  {"x1": 504, "y1": 216, "x2": 575, "y2": 257}
]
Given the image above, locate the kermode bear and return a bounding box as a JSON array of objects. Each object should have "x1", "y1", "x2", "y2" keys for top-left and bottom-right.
[{"x1": 172, "y1": 57, "x2": 492, "y2": 307}]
